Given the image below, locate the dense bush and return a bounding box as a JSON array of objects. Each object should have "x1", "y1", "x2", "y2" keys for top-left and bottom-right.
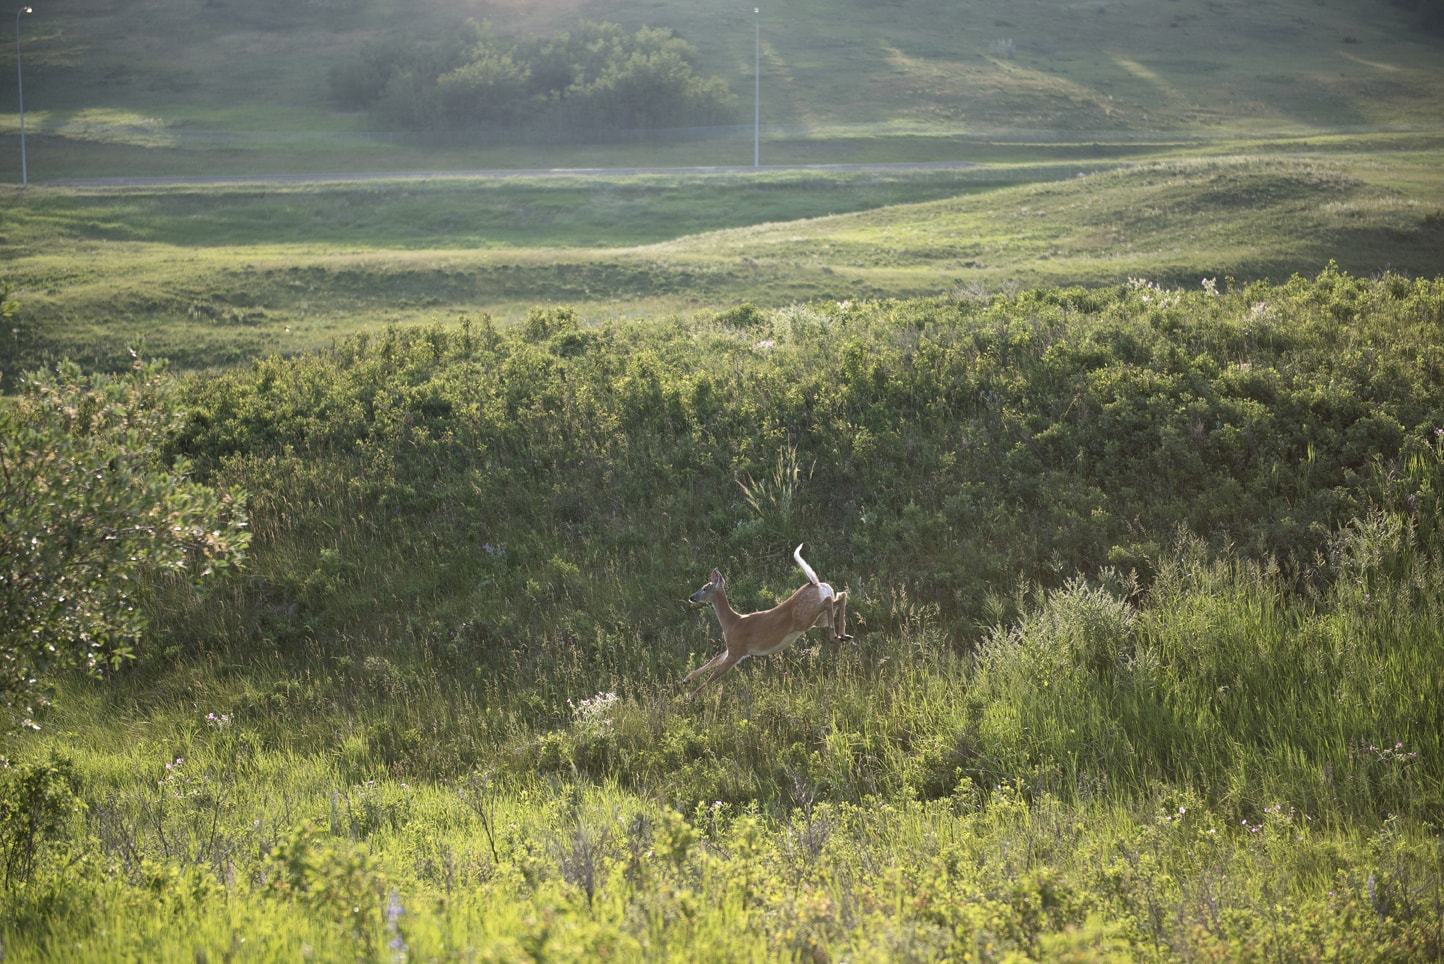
[
  {"x1": 170, "y1": 267, "x2": 1444, "y2": 646},
  {"x1": 0, "y1": 349, "x2": 250, "y2": 732},
  {"x1": 330, "y1": 20, "x2": 739, "y2": 133},
  {"x1": 0, "y1": 751, "x2": 83, "y2": 892}
]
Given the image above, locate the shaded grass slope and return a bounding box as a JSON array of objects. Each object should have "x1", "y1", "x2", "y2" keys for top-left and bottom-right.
[{"x1": 162, "y1": 264, "x2": 1444, "y2": 632}]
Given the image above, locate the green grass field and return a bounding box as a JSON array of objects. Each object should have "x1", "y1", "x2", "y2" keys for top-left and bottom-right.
[
  {"x1": 4, "y1": 0, "x2": 1443, "y2": 177},
  {"x1": 3, "y1": 0, "x2": 1442, "y2": 385},
  {"x1": 4, "y1": 145, "x2": 1443, "y2": 383}
]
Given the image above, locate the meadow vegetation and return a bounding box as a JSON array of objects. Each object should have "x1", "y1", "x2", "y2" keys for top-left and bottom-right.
[
  {"x1": 3, "y1": 0, "x2": 1444, "y2": 958},
  {"x1": 0, "y1": 346, "x2": 250, "y2": 730},
  {"x1": 3, "y1": 268, "x2": 1444, "y2": 960}
]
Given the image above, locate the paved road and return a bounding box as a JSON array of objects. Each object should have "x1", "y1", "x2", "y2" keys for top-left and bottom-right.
[{"x1": 47, "y1": 160, "x2": 982, "y2": 188}]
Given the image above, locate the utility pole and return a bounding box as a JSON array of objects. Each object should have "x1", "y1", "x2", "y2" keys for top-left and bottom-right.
[{"x1": 16, "y1": 6, "x2": 33, "y2": 187}]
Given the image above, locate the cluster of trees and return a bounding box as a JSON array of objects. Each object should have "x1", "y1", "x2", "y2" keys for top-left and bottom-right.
[{"x1": 329, "y1": 20, "x2": 739, "y2": 133}]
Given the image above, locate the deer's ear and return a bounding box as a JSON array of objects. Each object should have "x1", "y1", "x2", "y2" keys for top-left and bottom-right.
[{"x1": 711, "y1": 569, "x2": 725, "y2": 585}]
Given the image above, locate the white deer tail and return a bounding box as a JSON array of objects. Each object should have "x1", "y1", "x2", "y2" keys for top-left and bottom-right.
[{"x1": 794, "y1": 543, "x2": 820, "y2": 587}]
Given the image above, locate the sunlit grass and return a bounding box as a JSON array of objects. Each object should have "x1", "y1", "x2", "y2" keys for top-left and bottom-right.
[{"x1": 5, "y1": 151, "x2": 1442, "y2": 385}]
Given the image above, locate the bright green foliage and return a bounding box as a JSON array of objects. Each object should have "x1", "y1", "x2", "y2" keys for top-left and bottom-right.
[
  {"x1": 0, "y1": 766, "x2": 1439, "y2": 960},
  {"x1": 0, "y1": 751, "x2": 84, "y2": 892},
  {"x1": 0, "y1": 347, "x2": 251, "y2": 730},
  {"x1": 264, "y1": 821, "x2": 385, "y2": 941}
]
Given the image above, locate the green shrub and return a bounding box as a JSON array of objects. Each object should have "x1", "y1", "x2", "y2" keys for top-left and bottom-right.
[
  {"x1": 0, "y1": 356, "x2": 250, "y2": 730},
  {"x1": 0, "y1": 751, "x2": 85, "y2": 891},
  {"x1": 265, "y1": 821, "x2": 386, "y2": 937}
]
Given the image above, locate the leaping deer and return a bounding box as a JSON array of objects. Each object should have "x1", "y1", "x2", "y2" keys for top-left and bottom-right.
[{"x1": 684, "y1": 544, "x2": 852, "y2": 700}]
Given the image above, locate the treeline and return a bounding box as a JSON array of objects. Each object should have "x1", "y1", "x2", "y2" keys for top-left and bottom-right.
[{"x1": 329, "y1": 20, "x2": 739, "y2": 133}]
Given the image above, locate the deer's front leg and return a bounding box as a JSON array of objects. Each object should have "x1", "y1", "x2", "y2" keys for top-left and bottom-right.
[
  {"x1": 687, "y1": 650, "x2": 743, "y2": 700},
  {"x1": 831, "y1": 590, "x2": 852, "y2": 641},
  {"x1": 684, "y1": 649, "x2": 728, "y2": 685}
]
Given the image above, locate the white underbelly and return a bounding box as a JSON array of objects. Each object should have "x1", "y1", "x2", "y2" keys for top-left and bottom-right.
[{"x1": 756, "y1": 630, "x2": 803, "y2": 655}]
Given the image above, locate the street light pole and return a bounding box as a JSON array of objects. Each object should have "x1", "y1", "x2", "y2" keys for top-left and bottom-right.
[
  {"x1": 753, "y1": 8, "x2": 760, "y2": 168},
  {"x1": 16, "y1": 5, "x2": 32, "y2": 188}
]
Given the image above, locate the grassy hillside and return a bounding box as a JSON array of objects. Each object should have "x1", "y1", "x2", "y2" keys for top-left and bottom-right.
[
  {"x1": 3, "y1": 271, "x2": 1444, "y2": 960},
  {"x1": 1, "y1": 0, "x2": 1441, "y2": 177},
  {"x1": 4, "y1": 150, "x2": 1443, "y2": 385},
  {"x1": 4, "y1": 0, "x2": 1442, "y2": 390}
]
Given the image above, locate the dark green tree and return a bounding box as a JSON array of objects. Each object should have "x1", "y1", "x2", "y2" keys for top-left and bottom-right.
[
  {"x1": 330, "y1": 20, "x2": 736, "y2": 132},
  {"x1": 437, "y1": 47, "x2": 532, "y2": 126}
]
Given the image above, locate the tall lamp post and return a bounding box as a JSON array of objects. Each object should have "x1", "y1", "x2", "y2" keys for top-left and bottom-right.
[
  {"x1": 15, "y1": 5, "x2": 32, "y2": 188},
  {"x1": 753, "y1": 8, "x2": 760, "y2": 168}
]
